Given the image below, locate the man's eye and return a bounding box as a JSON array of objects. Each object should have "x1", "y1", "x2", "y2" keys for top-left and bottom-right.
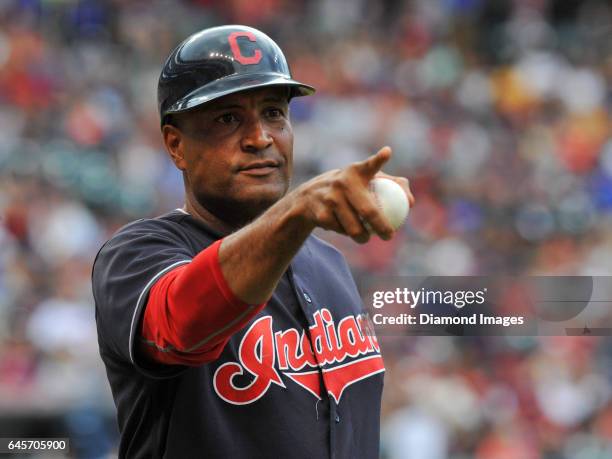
[
  {"x1": 216, "y1": 113, "x2": 238, "y2": 124},
  {"x1": 266, "y1": 108, "x2": 284, "y2": 119}
]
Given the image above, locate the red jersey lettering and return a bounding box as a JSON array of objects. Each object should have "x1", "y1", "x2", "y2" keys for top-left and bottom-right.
[{"x1": 213, "y1": 310, "x2": 384, "y2": 405}]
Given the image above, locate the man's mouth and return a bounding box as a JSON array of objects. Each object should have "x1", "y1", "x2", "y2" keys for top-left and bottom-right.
[{"x1": 239, "y1": 160, "x2": 280, "y2": 176}]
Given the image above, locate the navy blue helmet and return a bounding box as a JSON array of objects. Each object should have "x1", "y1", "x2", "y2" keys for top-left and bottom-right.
[{"x1": 158, "y1": 25, "x2": 315, "y2": 125}]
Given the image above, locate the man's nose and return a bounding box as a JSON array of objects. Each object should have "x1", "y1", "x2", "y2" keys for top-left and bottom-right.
[{"x1": 241, "y1": 117, "x2": 273, "y2": 153}]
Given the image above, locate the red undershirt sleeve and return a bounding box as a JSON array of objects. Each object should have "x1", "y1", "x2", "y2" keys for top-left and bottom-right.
[{"x1": 139, "y1": 239, "x2": 267, "y2": 366}]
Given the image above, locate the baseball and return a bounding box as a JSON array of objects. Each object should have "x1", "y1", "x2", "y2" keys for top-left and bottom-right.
[{"x1": 369, "y1": 177, "x2": 410, "y2": 231}]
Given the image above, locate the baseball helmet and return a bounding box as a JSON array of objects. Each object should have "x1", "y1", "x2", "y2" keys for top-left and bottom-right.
[{"x1": 157, "y1": 25, "x2": 315, "y2": 125}]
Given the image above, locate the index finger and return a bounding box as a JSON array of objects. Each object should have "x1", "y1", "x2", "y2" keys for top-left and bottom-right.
[{"x1": 353, "y1": 146, "x2": 392, "y2": 179}]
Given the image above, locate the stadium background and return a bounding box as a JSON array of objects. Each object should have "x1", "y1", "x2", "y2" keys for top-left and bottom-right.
[{"x1": 0, "y1": 0, "x2": 611, "y2": 457}]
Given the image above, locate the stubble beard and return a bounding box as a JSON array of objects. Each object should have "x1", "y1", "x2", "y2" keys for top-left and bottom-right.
[{"x1": 193, "y1": 185, "x2": 287, "y2": 230}]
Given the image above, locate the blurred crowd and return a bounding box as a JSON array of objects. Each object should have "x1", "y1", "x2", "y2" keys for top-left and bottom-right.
[{"x1": 0, "y1": 0, "x2": 611, "y2": 457}]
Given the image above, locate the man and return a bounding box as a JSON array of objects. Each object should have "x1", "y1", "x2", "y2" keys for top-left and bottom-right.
[{"x1": 93, "y1": 25, "x2": 413, "y2": 458}]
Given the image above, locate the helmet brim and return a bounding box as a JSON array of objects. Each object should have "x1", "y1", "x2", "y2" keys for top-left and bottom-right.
[{"x1": 163, "y1": 72, "x2": 315, "y2": 118}]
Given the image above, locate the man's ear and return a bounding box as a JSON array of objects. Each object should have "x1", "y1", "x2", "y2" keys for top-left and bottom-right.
[{"x1": 162, "y1": 124, "x2": 188, "y2": 171}]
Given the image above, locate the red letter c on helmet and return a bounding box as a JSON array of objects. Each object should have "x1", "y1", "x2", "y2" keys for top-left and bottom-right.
[{"x1": 228, "y1": 32, "x2": 263, "y2": 65}]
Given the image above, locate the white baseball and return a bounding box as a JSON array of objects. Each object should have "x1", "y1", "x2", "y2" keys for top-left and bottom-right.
[{"x1": 369, "y1": 177, "x2": 409, "y2": 231}]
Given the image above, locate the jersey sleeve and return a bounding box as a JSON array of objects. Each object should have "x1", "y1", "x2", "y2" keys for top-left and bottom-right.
[
  {"x1": 139, "y1": 238, "x2": 266, "y2": 366},
  {"x1": 92, "y1": 219, "x2": 196, "y2": 378}
]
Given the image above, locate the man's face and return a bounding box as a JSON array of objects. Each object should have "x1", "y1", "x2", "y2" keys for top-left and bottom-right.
[{"x1": 165, "y1": 87, "x2": 293, "y2": 227}]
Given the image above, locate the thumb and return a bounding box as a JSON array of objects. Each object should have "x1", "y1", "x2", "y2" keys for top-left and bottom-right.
[{"x1": 354, "y1": 146, "x2": 392, "y2": 179}]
